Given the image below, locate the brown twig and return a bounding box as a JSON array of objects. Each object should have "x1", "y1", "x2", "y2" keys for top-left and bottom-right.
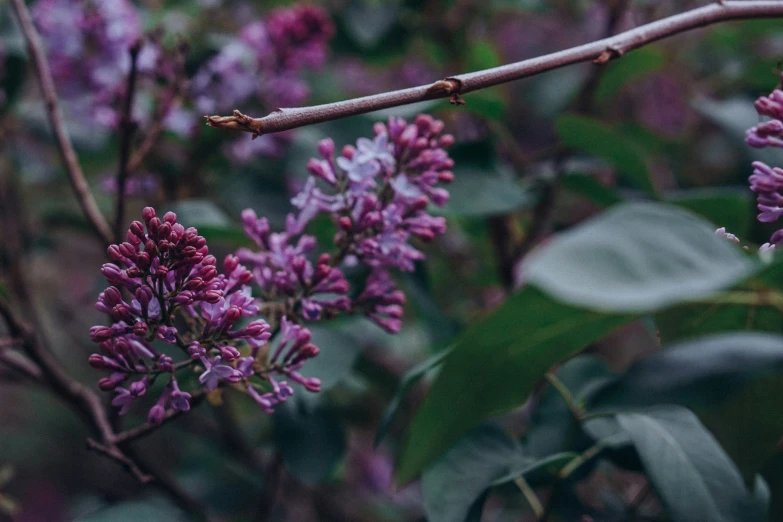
[
  {"x1": 111, "y1": 392, "x2": 205, "y2": 445},
  {"x1": 0, "y1": 350, "x2": 43, "y2": 382},
  {"x1": 206, "y1": 1, "x2": 783, "y2": 137},
  {"x1": 85, "y1": 438, "x2": 153, "y2": 484},
  {"x1": 9, "y1": 0, "x2": 112, "y2": 245},
  {"x1": 114, "y1": 40, "x2": 143, "y2": 244}
]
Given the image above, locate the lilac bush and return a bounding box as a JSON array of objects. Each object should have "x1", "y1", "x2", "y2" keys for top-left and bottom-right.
[{"x1": 89, "y1": 114, "x2": 454, "y2": 421}]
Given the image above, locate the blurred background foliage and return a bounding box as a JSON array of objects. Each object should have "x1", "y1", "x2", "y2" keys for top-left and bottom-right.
[{"x1": 1, "y1": 0, "x2": 783, "y2": 521}]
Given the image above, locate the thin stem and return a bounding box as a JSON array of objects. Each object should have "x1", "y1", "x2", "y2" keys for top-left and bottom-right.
[
  {"x1": 544, "y1": 371, "x2": 585, "y2": 422},
  {"x1": 9, "y1": 0, "x2": 112, "y2": 245},
  {"x1": 558, "y1": 443, "x2": 605, "y2": 480},
  {"x1": 111, "y1": 391, "x2": 205, "y2": 445},
  {"x1": 206, "y1": 1, "x2": 783, "y2": 137},
  {"x1": 114, "y1": 40, "x2": 143, "y2": 244},
  {"x1": 540, "y1": 443, "x2": 606, "y2": 522},
  {"x1": 695, "y1": 289, "x2": 783, "y2": 313},
  {"x1": 515, "y1": 475, "x2": 545, "y2": 518}
]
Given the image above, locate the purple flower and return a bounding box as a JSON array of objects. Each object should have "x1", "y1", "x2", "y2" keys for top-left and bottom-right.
[
  {"x1": 715, "y1": 227, "x2": 740, "y2": 244},
  {"x1": 745, "y1": 88, "x2": 783, "y2": 249},
  {"x1": 111, "y1": 387, "x2": 135, "y2": 415},
  {"x1": 90, "y1": 208, "x2": 273, "y2": 418},
  {"x1": 170, "y1": 380, "x2": 191, "y2": 412},
  {"x1": 198, "y1": 356, "x2": 242, "y2": 391}
]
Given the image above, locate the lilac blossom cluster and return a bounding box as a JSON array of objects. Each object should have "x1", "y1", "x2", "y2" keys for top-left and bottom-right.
[
  {"x1": 33, "y1": 0, "x2": 160, "y2": 127},
  {"x1": 745, "y1": 88, "x2": 783, "y2": 251},
  {"x1": 190, "y1": 5, "x2": 332, "y2": 116},
  {"x1": 89, "y1": 114, "x2": 454, "y2": 422},
  {"x1": 189, "y1": 5, "x2": 333, "y2": 160},
  {"x1": 88, "y1": 208, "x2": 318, "y2": 422},
  {"x1": 238, "y1": 114, "x2": 454, "y2": 333}
]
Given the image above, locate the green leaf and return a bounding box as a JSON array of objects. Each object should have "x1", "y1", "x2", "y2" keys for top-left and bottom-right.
[
  {"x1": 664, "y1": 187, "x2": 753, "y2": 239},
  {"x1": 307, "y1": 322, "x2": 363, "y2": 390},
  {"x1": 440, "y1": 163, "x2": 534, "y2": 217},
  {"x1": 700, "y1": 371, "x2": 783, "y2": 480},
  {"x1": 465, "y1": 40, "x2": 501, "y2": 71},
  {"x1": 586, "y1": 333, "x2": 783, "y2": 414},
  {"x1": 395, "y1": 286, "x2": 633, "y2": 483},
  {"x1": 616, "y1": 407, "x2": 769, "y2": 522},
  {"x1": 656, "y1": 261, "x2": 783, "y2": 344},
  {"x1": 168, "y1": 199, "x2": 230, "y2": 227},
  {"x1": 524, "y1": 202, "x2": 757, "y2": 312},
  {"x1": 75, "y1": 498, "x2": 192, "y2": 522},
  {"x1": 375, "y1": 347, "x2": 452, "y2": 447},
  {"x1": 693, "y1": 97, "x2": 783, "y2": 166},
  {"x1": 556, "y1": 114, "x2": 656, "y2": 195},
  {"x1": 422, "y1": 423, "x2": 528, "y2": 522},
  {"x1": 340, "y1": 0, "x2": 401, "y2": 49},
  {"x1": 561, "y1": 172, "x2": 623, "y2": 208},
  {"x1": 594, "y1": 47, "x2": 665, "y2": 103},
  {"x1": 274, "y1": 398, "x2": 346, "y2": 485}
]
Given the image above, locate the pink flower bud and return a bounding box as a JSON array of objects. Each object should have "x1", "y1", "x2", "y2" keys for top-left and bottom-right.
[
  {"x1": 318, "y1": 137, "x2": 335, "y2": 158},
  {"x1": 133, "y1": 322, "x2": 148, "y2": 336},
  {"x1": 142, "y1": 207, "x2": 156, "y2": 223},
  {"x1": 224, "y1": 255, "x2": 239, "y2": 274},
  {"x1": 204, "y1": 290, "x2": 222, "y2": 303},
  {"x1": 148, "y1": 405, "x2": 166, "y2": 425},
  {"x1": 90, "y1": 326, "x2": 113, "y2": 343},
  {"x1": 219, "y1": 345, "x2": 241, "y2": 361},
  {"x1": 107, "y1": 244, "x2": 123, "y2": 261},
  {"x1": 130, "y1": 220, "x2": 146, "y2": 238}
]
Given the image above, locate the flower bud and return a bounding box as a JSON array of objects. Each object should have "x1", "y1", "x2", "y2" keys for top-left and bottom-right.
[
  {"x1": 90, "y1": 326, "x2": 113, "y2": 343},
  {"x1": 318, "y1": 137, "x2": 335, "y2": 158},
  {"x1": 133, "y1": 322, "x2": 148, "y2": 336},
  {"x1": 107, "y1": 244, "x2": 124, "y2": 261},
  {"x1": 130, "y1": 220, "x2": 145, "y2": 238},
  {"x1": 89, "y1": 354, "x2": 114, "y2": 369},
  {"x1": 188, "y1": 342, "x2": 205, "y2": 359},
  {"x1": 141, "y1": 207, "x2": 156, "y2": 223},
  {"x1": 224, "y1": 255, "x2": 239, "y2": 274},
  {"x1": 130, "y1": 379, "x2": 147, "y2": 397},
  {"x1": 219, "y1": 345, "x2": 241, "y2": 361},
  {"x1": 204, "y1": 290, "x2": 222, "y2": 303},
  {"x1": 147, "y1": 404, "x2": 166, "y2": 425}
]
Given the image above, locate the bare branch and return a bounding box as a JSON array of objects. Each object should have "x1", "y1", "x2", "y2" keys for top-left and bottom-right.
[
  {"x1": 206, "y1": 1, "x2": 783, "y2": 136},
  {"x1": 85, "y1": 438, "x2": 153, "y2": 484},
  {"x1": 9, "y1": 0, "x2": 113, "y2": 245},
  {"x1": 0, "y1": 350, "x2": 43, "y2": 382},
  {"x1": 114, "y1": 40, "x2": 143, "y2": 244}
]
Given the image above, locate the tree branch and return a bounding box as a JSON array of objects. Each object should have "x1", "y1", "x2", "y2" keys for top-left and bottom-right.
[
  {"x1": 9, "y1": 0, "x2": 113, "y2": 245},
  {"x1": 206, "y1": 1, "x2": 783, "y2": 137},
  {"x1": 114, "y1": 40, "x2": 143, "y2": 244}
]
